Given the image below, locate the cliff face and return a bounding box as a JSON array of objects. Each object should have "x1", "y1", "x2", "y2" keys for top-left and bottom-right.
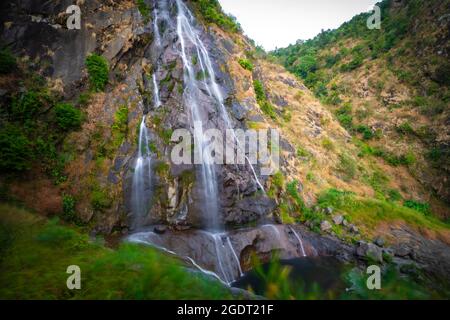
[{"x1": 0, "y1": 0, "x2": 449, "y2": 284}]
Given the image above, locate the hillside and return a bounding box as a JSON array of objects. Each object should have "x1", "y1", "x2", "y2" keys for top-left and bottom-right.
[
  {"x1": 0, "y1": 0, "x2": 449, "y2": 299},
  {"x1": 272, "y1": 0, "x2": 450, "y2": 218}
]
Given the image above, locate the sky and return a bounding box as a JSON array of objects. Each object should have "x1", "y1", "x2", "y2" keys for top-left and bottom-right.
[{"x1": 218, "y1": 0, "x2": 380, "y2": 51}]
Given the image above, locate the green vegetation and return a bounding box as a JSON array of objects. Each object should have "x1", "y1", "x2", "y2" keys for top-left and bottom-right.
[
  {"x1": 0, "y1": 204, "x2": 233, "y2": 299},
  {"x1": 0, "y1": 125, "x2": 32, "y2": 172},
  {"x1": 62, "y1": 194, "x2": 76, "y2": 222},
  {"x1": 317, "y1": 189, "x2": 449, "y2": 234},
  {"x1": 321, "y1": 138, "x2": 334, "y2": 151},
  {"x1": 111, "y1": 105, "x2": 129, "y2": 148},
  {"x1": 0, "y1": 47, "x2": 17, "y2": 74},
  {"x1": 193, "y1": 0, "x2": 241, "y2": 32},
  {"x1": 404, "y1": 200, "x2": 430, "y2": 215},
  {"x1": 90, "y1": 187, "x2": 112, "y2": 212},
  {"x1": 86, "y1": 54, "x2": 109, "y2": 92},
  {"x1": 54, "y1": 103, "x2": 82, "y2": 130},
  {"x1": 336, "y1": 153, "x2": 357, "y2": 182},
  {"x1": 135, "y1": 0, "x2": 150, "y2": 22},
  {"x1": 238, "y1": 58, "x2": 254, "y2": 71},
  {"x1": 0, "y1": 62, "x2": 82, "y2": 177},
  {"x1": 253, "y1": 80, "x2": 277, "y2": 120}
]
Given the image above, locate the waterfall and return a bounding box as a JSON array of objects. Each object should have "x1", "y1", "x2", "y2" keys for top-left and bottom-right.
[
  {"x1": 176, "y1": 0, "x2": 220, "y2": 230},
  {"x1": 290, "y1": 226, "x2": 307, "y2": 257},
  {"x1": 153, "y1": 7, "x2": 161, "y2": 47},
  {"x1": 175, "y1": 0, "x2": 265, "y2": 193},
  {"x1": 131, "y1": 115, "x2": 152, "y2": 228},
  {"x1": 263, "y1": 224, "x2": 282, "y2": 244},
  {"x1": 152, "y1": 73, "x2": 162, "y2": 107},
  {"x1": 226, "y1": 237, "x2": 244, "y2": 277},
  {"x1": 128, "y1": 233, "x2": 228, "y2": 286}
]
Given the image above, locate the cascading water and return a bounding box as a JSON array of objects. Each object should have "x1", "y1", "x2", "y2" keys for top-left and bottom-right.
[
  {"x1": 131, "y1": 115, "x2": 152, "y2": 228},
  {"x1": 176, "y1": 0, "x2": 220, "y2": 230},
  {"x1": 152, "y1": 73, "x2": 162, "y2": 107},
  {"x1": 290, "y1": 226, "x2": 307, "y2": 257},
  {"x1": 175, "y1": 0, "x2": 265, "y2": 193},
  {"x1": 153, "y1": 7, "x2": 161, "y2": 47}
]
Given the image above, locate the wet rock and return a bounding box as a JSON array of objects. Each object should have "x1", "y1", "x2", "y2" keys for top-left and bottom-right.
[
  {"x1": 374, "y1": 237, "x2": 385, "y2": 247},
  {"x1": 154, "y1": 225, "x2": 167, "y2": 235},
  {"x1": 349, "y1": 225, "x2": 359, "y2": 234},
  {"x1": 332, "y1": 214, "x2": 344, "y2": 225},
  {"x1": 225, "y1": 196, "x2": 276, "y2": 225},
  {"x1": 320, "y1": 221, "x2": 332, "y2": 232},
  {"x1": 394, "y1": 244, "x2": 412, "y2": 257},
  {"x1": 342, "y1": 219, "x2": 349, "y2": 227},
  {"x1": 356, "y1": 241, "x2": 383, "y2": 263},
  {"x1": 107, "y1": 172, "x2": 119, "y2": 184},
  {"x1": 279, "y1": 138, "x2": 295, "y2": 153},
  {"x1": 230, "y1": 101, "x2": 249, "y2": 121}
]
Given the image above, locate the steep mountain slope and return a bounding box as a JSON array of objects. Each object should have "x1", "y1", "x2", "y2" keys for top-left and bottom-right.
[
  {"x1": 273, "y1": 0, "x2": 450, "y2": 218},
  {"x1": 0, "y1": 0, "x2": 449, "y2": 297}
]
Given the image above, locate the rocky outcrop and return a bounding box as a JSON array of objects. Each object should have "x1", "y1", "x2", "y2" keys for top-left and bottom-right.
[{"x1": 128, "y1": 223, "x2": 356, "y2": 282}]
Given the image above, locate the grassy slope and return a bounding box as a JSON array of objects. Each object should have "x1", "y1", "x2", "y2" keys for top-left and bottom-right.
[{"x1": 0, "y1": 203, "x2": 233, "y2": 299}]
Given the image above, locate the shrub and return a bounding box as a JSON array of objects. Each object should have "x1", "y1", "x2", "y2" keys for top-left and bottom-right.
[
  {"x1": 11, "y1": 90, "x2": 49, "y2": 120},
  {"x1": 0, "y1": 48, "x2": 16, "y2": 74},
  {"x1": 396, "y1": 122, "x2": 414, "y2": 135},
  {"x1": 253, "y1": 80, "x2": 277, "y2": 120},
  {"x1": 193, "y1": 0, "x2": 240, "y2": 32},
  {"x1": 0, "y1": 125, "x2": 32, "y2": 172},
  {"x1": 336, "y1": 153, "x2": 357, "y2": 182},
  {"x1": 356, "y1": 125, "x2": 374, "y2": 140},
  {"x1": 238, "y1": 58, "x2": 253, "y2": 71},
  {"x1": 111, "y1": 105, "x2": 129, "y2": 148},
  {"x1": 86, "y1": 54, "x2": 109, "y2": 92},
  {"x1": 295, "y1": 55, "x2": 317, "y2": 79},
  {"x1": 135, "y1": 0, "x2": 150, "y2": 22},
  {"x1": 322, "y1": 138, "x2": 334, "y2": 151},
  {"x1": 253, "y1": 80, "x2": 266, "y2": 103},
  {"x1": 62, "y1": 194, "x2": 76, "y2": 221},
  {"x1": 296, "y1": 146, "x2": 310, "y2": 158},
  {"x1": 54, "y1": 103, "x2": 82, "y2": 130},
  {"x1": 404, "y1": 200, "x2": 430, "y2": 215},
  {"x1": 336, "y1": 103, "x2": 353, "y2": 130},
  {"x1": 91, "y1": 188, "x2": 112, "y2": 211}
]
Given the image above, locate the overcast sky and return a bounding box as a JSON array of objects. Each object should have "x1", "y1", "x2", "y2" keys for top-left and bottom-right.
[{"x1": 219, "y1": 0, "x2": 380, "y2": 50}]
